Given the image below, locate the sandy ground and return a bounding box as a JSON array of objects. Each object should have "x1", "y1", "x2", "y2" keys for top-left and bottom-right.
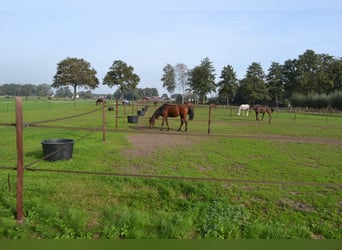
[
  {"x1": 121, "y1": 132, "x2": 341, "y2": 157},
  {"x1": 121, "y1": 133, "x2": 200, "y2": 157}
]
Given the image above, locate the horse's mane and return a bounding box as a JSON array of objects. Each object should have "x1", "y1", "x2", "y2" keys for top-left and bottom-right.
[{"x1": 151, "y1": 104, "x2": 167, "y2": 119}]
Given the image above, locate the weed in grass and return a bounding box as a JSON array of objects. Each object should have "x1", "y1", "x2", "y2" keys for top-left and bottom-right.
[{"x1": 197, "y1": 200, "x2": 248, "y2": 239}]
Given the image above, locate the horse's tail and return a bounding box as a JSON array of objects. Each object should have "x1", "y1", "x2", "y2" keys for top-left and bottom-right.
[
  {"x1": 188, "y1": 107, "x2": 194, "y2": 120},
  {"x1": 271, "y1": 107, "x2": 274, "y2": 113}
]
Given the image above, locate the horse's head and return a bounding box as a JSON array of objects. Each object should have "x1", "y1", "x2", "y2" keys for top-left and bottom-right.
[
  {"x1": 251, "y1": 105, "x2": 258, "y2": 111},
  {"x1": 149, "y1": 117, "x2": 155, "y2": 128}
]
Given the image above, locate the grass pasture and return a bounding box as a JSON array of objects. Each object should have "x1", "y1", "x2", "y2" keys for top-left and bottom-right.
[{"x1": 0, "y1": 97, "x2": 341, "y2": 239}]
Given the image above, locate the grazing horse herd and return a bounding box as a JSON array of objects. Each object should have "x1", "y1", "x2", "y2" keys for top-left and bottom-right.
[
  {"x1": 237, "y1": 104, "x2": 274, "y2": 124},
  {"x1": 95, "y1": 99, "x2": 274, "y2": 131},
  {"x1": 147, "y1": 103, "x2": 273, "y2": 131}
]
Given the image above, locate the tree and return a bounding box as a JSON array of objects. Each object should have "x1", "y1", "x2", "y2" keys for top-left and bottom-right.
[
  {"x1": 113, "y1": 87, "x2": 158, "y2": 100},
  {"x1": 239, "y1": 62, "x2": 269, "y2": 104},
  {"x1": 282, "y1": 59, "x2": 299, "y2": 99},
  {"x1": 266, "y1": 62, "x2": 285, "y2": 107},
  {"x1": 295, "y1": 49, "x2": 337, "y2": 95},
  {"x1": 37, "y1": 83, "x2": 53, "y2": 97},
  {"x1": 296, "y1": 49, "x2": 320, "y2": 95},
  {"x1": 103, "y1": 60, "x2": 140, "y2": 100},
  {"x1": 188, "y1": 57, "x2": 216, "y2": 104},
  {"x1": 21, "y1": 84, "x2": 37, "y2": 98},
  {"x1": 331, "y1": 58, "x2": 342, "y2": 91},
  {"x1": 217, "y1": 65, "x2": 238, "y2": 105},
  {"x1": 282, "y1": 50, "x2": 342, "y2": 98},
  {"x1": 56, "y1": 87, "x2": 73, "y2": 98},
  {"x1": 78, "y1": 90, "x2": 93, "y2": 99},
  {"x1": 142, "y1": 87, "x2": 159, "y2": 97},
  {"x1": 175, "y1": 63, "x2": 189, "y2": 103},
  {"x1": 52, "y1": 57, "x2": 99, "y2": 100},
  {"x1": 161, "y1": 64, "x2": 176, "y2": 95}
]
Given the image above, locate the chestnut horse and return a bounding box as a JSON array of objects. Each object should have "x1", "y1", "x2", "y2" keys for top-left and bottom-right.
[
  {"x1": 149, "y1": 103, "x2": 194, "y2": 131},
  {"x1": 252, "y1": 105, "x2": 274, "y2": 124}
]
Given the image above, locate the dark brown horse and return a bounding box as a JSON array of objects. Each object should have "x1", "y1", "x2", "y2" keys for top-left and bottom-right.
[
  {"x1": 96, "y1": 98, "x2": 105, "y2": 105},
  {"x1": 149, "y1": 103, "x2": 194, "y2": 131},
  {"x1": 252, "y1": 105, "x2": 274, "y2": 124}
]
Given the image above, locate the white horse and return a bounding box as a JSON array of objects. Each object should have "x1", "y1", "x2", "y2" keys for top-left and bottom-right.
[{"x1": 237, "y1": 104, "x2": 250, "y2": 116}]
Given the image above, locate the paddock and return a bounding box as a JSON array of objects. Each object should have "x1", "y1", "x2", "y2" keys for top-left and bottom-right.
[{"x1": 0, "y1": 97, "x2": 341, "y2": 239}]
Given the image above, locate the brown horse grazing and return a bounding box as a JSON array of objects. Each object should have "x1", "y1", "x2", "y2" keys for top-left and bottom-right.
[
  {"x1": 252, "y1": 105, "x2": 274, "y2": 124},
  {"x1": 149, "y1": 103, "x2": 194, "y2": 131},
  {"x1": 96, "y1": 98, "x2": 105, "y2": 105}
]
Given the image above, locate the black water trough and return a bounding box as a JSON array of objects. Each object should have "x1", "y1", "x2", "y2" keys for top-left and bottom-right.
[
  {"x1": 41, "y1": 139, "x2": 74, "y2": 162},
  {"x1": 127, "y1": 115, "x2": 139, "y2": 123}
]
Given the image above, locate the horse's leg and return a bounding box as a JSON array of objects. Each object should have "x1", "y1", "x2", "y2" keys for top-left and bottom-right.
[
  {"x1": 165, "y1": 117, "x2": 170, "y2": 131},
  {"x1": 255, "y1": 112, "x2": 259, "y2": 120},
  {"x1": 184, "y1": 118, "x2": 188, "y2": 132},
  {"x1": 268, "y1": 112, "x2": 271, "y2": 124},
  {"x1": 160, "y1": 117, "x2": 165, "y2": 131},
  {"x1": 261, "y1": 112, "x2": 265, "y2": 120},
  {"x1": 177, "y1": 116, "x2": 184, "y2": 131}
]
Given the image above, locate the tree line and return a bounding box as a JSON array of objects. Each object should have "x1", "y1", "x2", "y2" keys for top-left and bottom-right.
[
  {"x1": 162, "y1": 49, "x2": 342, "y2": 107},
  {"x1": 1, "y1": 49, "x2": 342, "y2": 109},
  {"x1": 0, "y1": 57, "x2": 158, "y2": 100},
  {"x1": 0, "y1": 83, "x2": 159, "y2": 100}
]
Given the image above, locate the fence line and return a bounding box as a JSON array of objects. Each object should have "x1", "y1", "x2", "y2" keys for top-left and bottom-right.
[{"x1": 1, "y1": 166, "x2": 341, "y2": 188}]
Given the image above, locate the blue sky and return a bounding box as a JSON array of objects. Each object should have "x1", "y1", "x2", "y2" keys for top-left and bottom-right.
[{"x1": 1, "y1": 0, "x2": 342, "y2": 95}]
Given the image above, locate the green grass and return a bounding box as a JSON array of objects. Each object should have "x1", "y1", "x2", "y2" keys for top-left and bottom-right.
[{"x1": 0, "y1": 97, "x2": 341, "y2": 239}]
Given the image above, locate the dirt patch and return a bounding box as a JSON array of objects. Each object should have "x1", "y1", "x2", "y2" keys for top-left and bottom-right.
[
  {"x1": 280, "y1": 199, "x2": 316, "y2": 213},
  {"x1": 120, "y1": 132, "x2": 341, "y2": 158},
  {"x1": 121, "y1": 133, "x2": 201, "y2": 157}
]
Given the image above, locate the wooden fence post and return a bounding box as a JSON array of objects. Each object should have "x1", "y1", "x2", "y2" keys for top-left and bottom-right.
[
  {"x1": 15, "y1": 97, "x2": 24, "y2": 224},
  {"x1": 131, "y1": 100, "x2": 134, "y2": 115},
  {"x1": 102, "y1": 100, "x2": 106, "y2": 142},
  {"x1": 116, "y1": 97, "x2": 119, "y2": 129},
  {"x1": 208, "y1": 105, "x2": 212, "y2": 135},
  {"x1": 123, "y1": 99, "x2": 126, "y2": 127}
]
